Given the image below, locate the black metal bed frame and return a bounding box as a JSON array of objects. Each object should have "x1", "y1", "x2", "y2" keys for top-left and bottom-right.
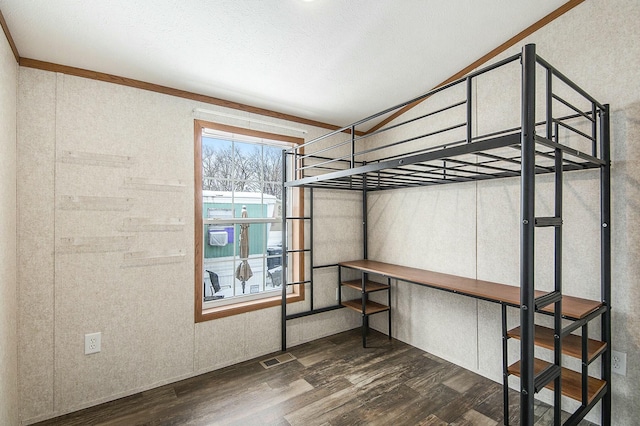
[{"x1": 280, "y1": 44, "x2": 611, "y2": 426}]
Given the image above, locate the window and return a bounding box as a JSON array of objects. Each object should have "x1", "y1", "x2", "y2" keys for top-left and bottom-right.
[{"x1": 194, "y1": 120, "x2": 305, "y2": 322}]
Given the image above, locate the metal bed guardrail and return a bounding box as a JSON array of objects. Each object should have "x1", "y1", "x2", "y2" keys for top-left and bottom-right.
[{"x1": 284, "y1": 50, "x2": 606, "y2": 192}]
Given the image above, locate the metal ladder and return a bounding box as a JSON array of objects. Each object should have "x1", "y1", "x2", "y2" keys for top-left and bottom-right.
[
  {"x1": 502, "y1": 44, "x2": 611, "y2": 426},
  {"x1": 280, "y1": 151, "x2": 344, "y2": 352}
]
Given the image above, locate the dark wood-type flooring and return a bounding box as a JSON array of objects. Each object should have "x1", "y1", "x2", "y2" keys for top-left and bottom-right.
[{"x1": 35, "y1": 329, "x2": 596, "y2": 426}]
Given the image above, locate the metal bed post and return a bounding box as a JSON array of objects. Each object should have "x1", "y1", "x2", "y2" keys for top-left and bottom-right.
[
  {"x1": 310, "y1": 187, "x2": 314, "y2": 312},
  {"x1": 338, "y1": 266, "x2": 342, "y2": 305},
  {"x1": 466, "y1": 76, "x2": 473, "y2": 144},
  {"x1": 600, "y1": 104, "x2": 612, "y2": 426},
  {"x1": 550, "y1": 65, "x2": 563, "y2": 426},
  {"x1": 363, "y1": 165, "x2": 368, "y2": 261},
  {"x1": 387, "y1": 276, "x2": 392, "y2": 340},
  {"x1": 520, "y1": 43, "x2": 537, "y2": 426},
  {"x1": 361, "y1": 168, "x2": 369, "y2": 348},
  {"x1": 581, "y1": 323, "x2": 589, "y2": 407},
  {"x1": 281, "y1": 149, "x2": 288, "y2": 352},
  {"x1": 552, "y1": 152, "x2": 563, "y2": 426},
  {"x1": 501, "y1": 304, "x2": 510, "y2": 425},
  {"x1": 592, "y1": 102, "x2": 598, "y2": 157},
  {"x1": 351, "y1": 125, "x2": 356, "y2": 169},
  {"x1": 350, "y1": 125, "x2": 356, "y2": 189},
  {"x1": 361, "y1": 272, "x2": 368, "y2": 348}
]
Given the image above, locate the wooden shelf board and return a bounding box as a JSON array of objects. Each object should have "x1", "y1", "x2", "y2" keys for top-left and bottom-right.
[
  {"x1": 339, "y1": 260, "x2": 602, "y2": 319},
  {"x1": 342, "y1": 299, "x2": 390, "y2": 315},
  {"x1": 508, "y1": 325, "x2": 607, "y2": 363},
  {"x1": 543, "y1": 295, "x2": 603, "y2": 320},
  {"x1": 508, "y1": 359, "x2": 606, "y2": 404},
  {"x1": 341, "y1": 279, "x2": 390, "y2": 293}
]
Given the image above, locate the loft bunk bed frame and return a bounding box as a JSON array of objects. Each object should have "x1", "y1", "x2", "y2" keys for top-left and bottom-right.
[{"x1": 279, "y1": 44, "x2": 611, "y2": 426}]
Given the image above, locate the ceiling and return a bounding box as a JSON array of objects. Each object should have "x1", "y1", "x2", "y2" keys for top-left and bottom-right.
[{"x1": 0, "y1": 0, "x2": 569, "y2": 129}]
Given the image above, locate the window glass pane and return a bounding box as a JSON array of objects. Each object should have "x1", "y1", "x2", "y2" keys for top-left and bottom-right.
[
  {"x1": 202, "y1": 137, "x2": 233, "y2": 190},
  {"x1": 263, "y1": 182, "x2": 281, "y2": 200},
  {"x1": 229, "y1": 189, "x2": 271, "y2": 219},
  {"x1": 232, "y1": 141, "x2": 260, "y2": 180},
  {"x1": 265, "y1": 187, "x2": 282, "y2": 248},
  {"x1": 263, "y1": 145, "x2": 282, "y2": 199},
  {"x1": 201, "y1": 131, "x2": 287, "y2": 304},
  {"x1": 203, "y1": 177, "x2": 233, "y2": 191},
  {"x1": 203, "y1": 258, "x2": 236, "y2": 300},
  {"x1": 233, "y1": 179, "x2": 262, "y2": 195}
]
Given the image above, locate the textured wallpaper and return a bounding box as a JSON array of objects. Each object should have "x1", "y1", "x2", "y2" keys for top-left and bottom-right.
[
  {"x1": 0, "y1": 27, "x2": 18, "y2": 426},
  {"x1": 16, "y1": 69, "x2": 360, "y2": 423}
]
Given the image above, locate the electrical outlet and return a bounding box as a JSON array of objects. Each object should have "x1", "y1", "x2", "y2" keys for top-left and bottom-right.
[
  {"x1": 611, "y1": 350, "x2": 626, "y2": 376},
  {"x1": 85, "y1": 332, "x2": 101, "y2": 355}
]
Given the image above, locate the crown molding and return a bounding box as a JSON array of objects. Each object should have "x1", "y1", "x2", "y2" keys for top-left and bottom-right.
[
  {"x1": 19, "y1": 57, "x2": 363, "y2": 135},
  {"x1": 0, "y1": 8, "x2": 19, "y2": 62}
]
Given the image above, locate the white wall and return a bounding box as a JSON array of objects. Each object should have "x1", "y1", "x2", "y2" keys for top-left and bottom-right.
[
  {"x1": 0, "y1": 27, "x2": 18, "y2": 426},
  {"x1": 367, "y1": 1, "x2": 640, "y2": 424},
  {"x1": 16, "y1": 69, "x2": 360, "y2": 424}
]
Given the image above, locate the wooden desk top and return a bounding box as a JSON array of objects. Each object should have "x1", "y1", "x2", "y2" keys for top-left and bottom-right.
[{"x1": 339, "y1": 259, "x2": 601, "y2": 320}]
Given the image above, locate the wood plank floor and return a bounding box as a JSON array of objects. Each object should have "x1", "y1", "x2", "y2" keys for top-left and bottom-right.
[{"x1": 34, "y1": 330, "x2": 596, "y2": 426}]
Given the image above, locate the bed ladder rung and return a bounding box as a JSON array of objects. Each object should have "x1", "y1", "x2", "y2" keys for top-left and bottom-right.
[
  {"x1": 535, "y1": 216, "x2": 563, "y2": 227},
  {"x1": 534, "y1": 363, "x2": 562, "y2": 394},
  {"x1": 535, "y1": 290, "x2": 562, "y2": 311}
]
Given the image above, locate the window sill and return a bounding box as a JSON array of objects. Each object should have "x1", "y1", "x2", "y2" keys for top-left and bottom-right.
[{"x1": 196, "y1": 286, "x2": 304, "y2": 322}]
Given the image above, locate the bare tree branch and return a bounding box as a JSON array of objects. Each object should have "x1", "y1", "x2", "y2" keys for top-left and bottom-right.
[{"x1": 202, "y1": 141, "x2": 283, "y2": 199}]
